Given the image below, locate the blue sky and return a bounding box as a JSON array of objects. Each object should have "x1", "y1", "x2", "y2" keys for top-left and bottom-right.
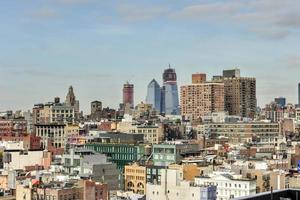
[{"x1": 0, "y1": 0, "x2": 300, "y2": 113}]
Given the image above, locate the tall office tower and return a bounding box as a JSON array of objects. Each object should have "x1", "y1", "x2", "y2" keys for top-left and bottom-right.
[
  {"x1": 146, "y1": 79, "x2": 161, "y2": 112},
  {"x1": 181, "y1": 74, "x2": 224, "y2": 121},
  {"x1": 192, "y1": 73, "x2": 207, "y2": 84},
  {"x1": 162, "y1": 66, "x2": 180, "y2": 115},
  {"x1": 65, "y1": 86, "x2": 80, "y2": 120},
  {"x1": 123, "y1": 82, "x2": 134, "y2": 108},
  {"x1": 213, "y1": 68, "x2": 256, "y2": 119},
  {"x1": 274, "y1": 97, "x2": 286, "y2": 108}
]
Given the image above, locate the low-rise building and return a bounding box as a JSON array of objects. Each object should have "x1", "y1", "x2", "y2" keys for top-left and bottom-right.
[
  {"x1": 208, "y1": 122, "x2": 280, "y2": 145},
  {"x1": 152, "y1": 141, "x2": 200, "y2": 167},
  {"x1": 146, "y1": 168, "x2": 217, "y2": 200},
  {"x1": 195, "y1": 172, "x2": 256, "y2": 200},
  {"x1": 78, "y1": 179, "x2": 108, "y2": 200},
  {"x1": 124, "y1": 163, "x2": 146, "y2": 194}
]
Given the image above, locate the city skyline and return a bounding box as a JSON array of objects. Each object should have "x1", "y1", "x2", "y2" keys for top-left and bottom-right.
[
  {"x1": 0, "y1": 0, "x2": 300, "y2": 112},
  {"x1": 0, "y1": 66, "x2": 299, "y2": 113}
]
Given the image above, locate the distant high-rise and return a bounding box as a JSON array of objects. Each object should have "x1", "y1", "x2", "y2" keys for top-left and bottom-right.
[
  {"x1": 162, "y1": 66, "x2": 179, "y2": 115},
  {"x1": 181, "y1": 74, "x2": 224, "y2": 121},
  {"x1": 65, "y1": 86, "x2": 80, "y2": 120},
  {"x1": 65, "y1": 86, "x2": 76, "y2": 106},
  {"x1": 213, "y1": 68, "x2": 256, "y2": 119},
  {"x1": 123, "y1": 82, "x2": 134, "y2": 108},
  {"x1": 146, "y1": 79, "x2": 161, "y2": 112},
  {"x1": 163, "y1": 67, "x2": 177, "y2": 82},
  {"x1": 274, "y1": 97, "x2": 286, "y2": 108}
]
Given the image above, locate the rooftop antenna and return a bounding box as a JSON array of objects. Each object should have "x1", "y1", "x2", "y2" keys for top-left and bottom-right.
[{"x1": 168, "y1": 63, "x2": 171, "y2": 68}]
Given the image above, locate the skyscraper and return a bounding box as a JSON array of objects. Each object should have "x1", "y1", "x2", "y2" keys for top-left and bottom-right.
[
  {"x1": 146, "y1": 79, "x2": 161, "y2": 112},
  {"x1": 162, "y1": 66, "x2": 180, "y2": 115},
  {"x1": 181, "y1": 74, "x2": 224, "y2": 121},
  {"x1": 213, "y1": 69, "x2": 256, "y2": 119},
  {"x1": 123, "y1": 82, "x2": 134, "y2": 108}
]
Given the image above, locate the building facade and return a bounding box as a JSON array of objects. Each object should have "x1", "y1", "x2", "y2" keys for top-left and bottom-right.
[
  {"x1": 123, "y1": 82, "x2": 134, "y2": 108},
  {"x1": 195, "y1": 172, "x2": 256, "y2": 200},
  {"x1": 0, "y1": 118, "x2": 27, "y2": 137},
  {"x1": 146, "y1": 79, "x2": 161, "y2": 112},
  {"x1": 208, "y1": 122, "x2": 280, "y2": 145},
  {"x1": 213, "y1": 69, "x2": 256, "y2": 119},
  {"x1": 65, "y1": 86, "x2": 80, "y2": 121},
  {"x1": 124, "y1": 163, "x2": 146, "y2": 194},
  {"x1": 192, "y1": 73, "x2": 207, "y2": 84},
  {"x1": 180, "y1": 77, "x2": 225, "y2": 121},
  {"x1": 35, "y1": 124, "x2": 66, "y2": 148},
  {"x1": 146, "y1": 168, "x2": 217, "y2": 200},
  {"x1": 162, "y1": 67, "x2": 180, "y2": 115},
  {"x1": 152, "y1": 142, "x2": 200, "y2": 167},
  {"x1": 85, "y1": 143, "x2": 146, "y2": 171}
]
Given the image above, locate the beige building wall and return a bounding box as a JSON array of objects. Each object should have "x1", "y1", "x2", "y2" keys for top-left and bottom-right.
[
  {"x1": 244, "y1": 170, "x2": 270, "y2": 193},
  {"x1": 124, "y1": 163, "x2": 146, "y2": 194},
  {"x1": 168, "y1": 164, "x2": 200, "y2": 181},
  {"x1": 0, "y1": 175, "x2": 8, "y2": 190},
  {"x1": 16, "y1": 184, "x2": 32, "y2": 200},
  {"x1": 117, "y1": 122, "x2": 163, "y2": 144},
  {"x1": 269, "y1": 171, "x2": 288, "y2": 190},
  {"x1": 4, "y1": 150, "x2": 44, "y2": 170},
  {"x1": 180, "y1": 82, "x2": 224, "y2": 121},
  {"x1": 65, "y1": 124, "x2": 79, "y2": 136}
]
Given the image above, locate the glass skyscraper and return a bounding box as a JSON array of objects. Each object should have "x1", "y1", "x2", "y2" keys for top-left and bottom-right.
[
  {"x1": 146, "y1": 66, "x2": 180, "y2": 115},
  {"x1": 146, "y1": 79, "x2": 161, "y2": 112},
  {"x1": 162, "y1": 67, "x2": 180, "y2": 115}
]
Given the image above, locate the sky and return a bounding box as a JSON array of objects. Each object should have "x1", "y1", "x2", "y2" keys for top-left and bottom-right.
[{"x1": 0, "y1": 0, "x2": 300, "y2": 113}]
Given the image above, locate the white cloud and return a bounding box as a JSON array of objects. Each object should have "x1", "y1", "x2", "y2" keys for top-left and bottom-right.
[
  {"x1": 172, "y1": 1, "x2": 242, "y2": 20},
  {"x1": 172, "y1": 0, "x2": 300, "y2": 39}
]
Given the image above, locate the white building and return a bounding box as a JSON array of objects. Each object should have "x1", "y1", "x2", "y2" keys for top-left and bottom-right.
[
  {"x1": 3, "y1": 150, "x2": 46, "y2": 170},
  {"x1": 35, "y1": 124, "x2": 65, "y2": 148},
  {"x1": 146, "y1": 168, "x2": 216, "y2": 200},
  {"x1": 194, "y1": 172, "x2": 256, "y2": 200}
]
